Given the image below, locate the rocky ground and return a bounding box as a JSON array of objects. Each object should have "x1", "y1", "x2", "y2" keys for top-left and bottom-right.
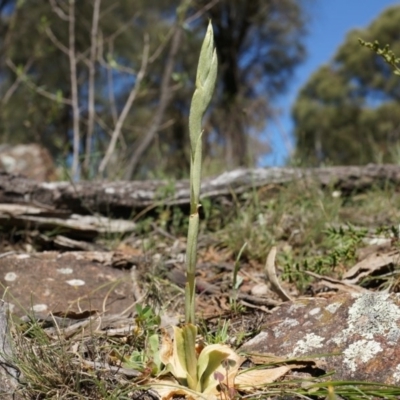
[{"x1": 1, "y1": 167, "x2": 400, "y2": 398}]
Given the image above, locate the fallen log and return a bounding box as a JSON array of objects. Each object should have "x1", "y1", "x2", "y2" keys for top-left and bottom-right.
[
  {"x1": 0, "y1": 204, "x2": 135, "y2": 239},
  {"x1": 0, "y1": 164, "x2": 398, "y2": 217}
]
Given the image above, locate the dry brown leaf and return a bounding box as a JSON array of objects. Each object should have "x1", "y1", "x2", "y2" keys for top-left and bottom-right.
[
  {"x1": 235, "y1": 365, "x2": 291, "y2": 389},
  {"x1": 304, "y1": 271, "x2": 369, "y2": 294},
  {"x1": 150, "y1": 377, "x2": 215, "y2": 400},
  {"x1": 245, "y1": 353, "x2": 294, "y2": 365},
  {"x1": 264, "y1": 246, "x2": 292, "y2": 301},
  {"x1": 342, "y1": 249, "x2": 400, "y2": 284}
]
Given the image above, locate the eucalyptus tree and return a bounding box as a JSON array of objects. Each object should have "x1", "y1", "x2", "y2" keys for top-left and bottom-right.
[{"x1": 293, "y1": 5, "x2": 400, "y2": 166}]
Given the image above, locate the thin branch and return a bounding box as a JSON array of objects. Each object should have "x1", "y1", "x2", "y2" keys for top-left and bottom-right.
[
  {"x1": 83, "y1": 0, "x2": 101, "y2": 176},
  {"x1": 99, "y1": 2, "x2": 119, "y2": 19},
  {"x1": 123, "y1": 25, "x2": 183, "y2": 180},
  {"x1": 96, "y1": 18, "x2": 142, "y2": 75},
  {"x1": 148, "y1": 26, "x2": 175, "y2": 64},
  {"x1": 68, "y1": 0, "x2": 80, "y2": 179},
  {"x1": 46, "y1": 22, "x2": 95, "y2": 70},
  {"x1": 6, "y1": 58, "x2": 72, "y2": 105},
  {"x1": 97, "y1": 31, "x2": 136, "y2": 75},
  {"x1": 49, "y1": 0, "x2": 69, "y2": 21},
  {"x1": 185, "y1": 0, "x2": 221, "y2": 25},
  {"x1": 96, "y1": 32, "x2": 118, "y2": 124},
  {"x1": 97, "y1": 55, "x2": 136, "y2": 75},
  {"x1": 1, "y1": 58, "x2": 33, "y2": 105},
  {"x1": 45, "y1": 26, "x2": 70, "y2": 55},
  {"x1": 104, "y1": 38, "x2": 118, "y2": 125},
  {"x1": 94, "y1": 114, "x2": 113, "y2": 139},
  {"x1": 98, "y1": 34, "x2": 150, "y2": 177},
  {"x1": 103, "y1": 17, "x2": 137, "y2": 44}
]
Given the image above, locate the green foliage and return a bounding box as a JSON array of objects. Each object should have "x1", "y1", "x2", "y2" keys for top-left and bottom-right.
[
  {"x1": 359, "y1": 39, "x2": 400, "y2": 75},
  {"x1": 282, "y1": 223, "x2": 368, "y2": 291},
  {"x1": 230, "y1": 242, "x2": 247, "y2": 312},
  {"x1": 122, "y1": 333, "x2": 163, "y2": 374},
  {"x1": 134, "y1": 304, "x2": 161, "y2": 333},
  {"x1": 199, "y1": 319, "x2": 231, "y2": 345},
  {"x1": 293, "y1": 5, "x2": 400, "y2": 166},
  {"x1": 323, "y1": 224, "x2": 368, "y2": 266}
]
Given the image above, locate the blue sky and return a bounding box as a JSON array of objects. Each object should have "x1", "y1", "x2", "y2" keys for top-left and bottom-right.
[{"x1": 262, "y1": 0, "x2": 400, "y2": 166}]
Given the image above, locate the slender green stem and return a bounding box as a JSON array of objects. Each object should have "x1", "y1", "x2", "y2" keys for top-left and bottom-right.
[{"x1": 185, "y1": 22, "x2": 217, "y2": 325}]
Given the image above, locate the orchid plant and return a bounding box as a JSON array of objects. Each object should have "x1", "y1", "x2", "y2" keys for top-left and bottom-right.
[
  {"x1": 146, "y1": 22, "x2": 245, "y2": 398},
  {"x1": 127, "y1": 21, "x2": 302, "y2": 400}
]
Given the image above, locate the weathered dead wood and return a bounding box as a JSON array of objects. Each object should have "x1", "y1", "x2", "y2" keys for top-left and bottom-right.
[
  {"x1": 0, "y1": 301, "x2": 21, "y2": 399},
  {"x1": 0, "y1": 164, "x2": 398, "y2": 217},
  {"x1": 0, "y1": 204, "x2": 135, "y2": 239}
]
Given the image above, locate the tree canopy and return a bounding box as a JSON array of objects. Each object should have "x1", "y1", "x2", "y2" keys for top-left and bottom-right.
[
  {"x1": 0, "y1": 0, "x2": 310, "y2": 179},
  {"x1": 292, "y1": 5, "x2": 400, "y2": 166}
]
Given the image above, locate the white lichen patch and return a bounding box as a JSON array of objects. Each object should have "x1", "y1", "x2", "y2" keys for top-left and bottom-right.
[
  {"x1": 332, "y1": 293, "x2": 400, "y2": 345},
  {"x1": 280, "y1": 318, "x2": 299, "y2": 328},
  {"x1": 57, "y1": 268, "x2": 73, "y2": 275},
  {"x1": 32, "y1": 304, "x2": 48, "y2": 312},
  {"x1": 326, "y1": 302, "x2": 342, "y2": 314},
  {"x1": 342, "y1": 339, "x2": 382, "y2": 373},
  {"x1": 273, "y1": 318, "x2": 299, "y2": 338},
  {"x1": 129, "y1": 190, "x2": 154, "y2": 199},
  {"x1": 392, "y1": 364, "x2": 400, "y2": 382},
  {"x1": 287, "y1": 302, "x2": 306, "y2": 313},
  {"x1": 105, "y1": 187, "x2": 116, "y2": 194},
  {"x1": 291, "y1": 333, "x2": 324, "y2": 356},
  {"x1": 242, "y1": 331, "x2": 269, "y2": 348},
  {"x1": 309, "y1": 307, "x2": 321, "y2": 316},
  {"x1": 4, "y1": 272, "x2": 17, "y2": 282},
  {"x1": 66, "y1": 279, "x2": 85, "y2": 286},
  {"x1": 41, "y1": 182, "x2": 61, "y2": 190}
]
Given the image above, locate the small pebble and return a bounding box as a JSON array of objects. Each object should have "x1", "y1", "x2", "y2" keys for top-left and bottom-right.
[
  {"x1": 251, "y1": 283, "x2": 269, "y2": 297},
  {"x1": 66, "y1": 279, "x2": 85, "y2": 287},
  {"x1": 32, "y1": 304, "x2": 48, "y2": 312},
  {"x1": 4, "y1": 272, "x2": 17, "y2": 282}
]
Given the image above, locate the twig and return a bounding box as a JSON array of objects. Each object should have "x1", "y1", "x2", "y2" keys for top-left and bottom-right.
[
  {"x1": 185, "y1": 0, "x2": 222, "y2": 25},
  {"x1": 148, "y1": 26, "x2": 175, "y2": 64},
  {"x1": 98, "y1": 33, "x2": 150, "y2": 176},
  {"x1": 45, "y1": 26, "x2": 70, "y2": 55},
  {"x1": 97, "y1": 37, "x2": 137, "y2": 76},
  {"x1": 237, "y1": 293, "x2": 280, "y2": 307},
  {"x1": 49, "y1": 0, "x2": 69, "y2": 21},
  {"x1": 1, "y1": 58, "x2": 33, "y2": 105},
  {"x1": 6, "y1": 59, "x2": 72, "y2": 105},
  {"x1": 123, "y1": 25, "x2": 183, "y2": 179},
  {"x1": 72, "y1": 359, "x2": 141, "y2": 377},
  {"x1": 104, "y1": 38, "x2": 118, "y2": 125}
]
